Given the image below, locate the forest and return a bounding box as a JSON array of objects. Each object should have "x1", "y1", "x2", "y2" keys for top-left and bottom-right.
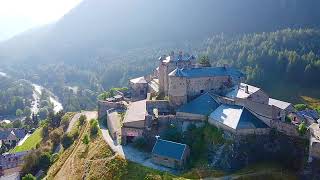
[
  {"x1": 1, "y1": 28, "x2": 320, "y2": 112},
  {"x1": 0, "y1": 76, "x2": 33, "y2": 117}
]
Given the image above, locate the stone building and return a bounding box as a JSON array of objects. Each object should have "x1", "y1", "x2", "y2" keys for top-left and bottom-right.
[{"x1": 152, "y1": 139, "x2": 190, "y2": 169}]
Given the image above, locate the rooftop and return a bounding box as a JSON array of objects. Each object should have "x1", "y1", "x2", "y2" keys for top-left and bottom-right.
[
  {"x1": 177, "y1": 92, "x2": 220, "y2": 115},
  {"x1": 297, "y1": 109, "x2": 319, "y2": 120},
  {"x1": 123, "y1": 99, "x2": 146, "y2": 128},
  {"x1": 268, "y1": 98, "x2": 292, "y2": 110},
  {"x1": 161, "y1": 54, "x2": 195, "y2": 63},
  {"x1": 130, "y1": 76, "x2": 147, "y2": 84},
  {"x1": 152, "y1": 139, "x2": 187, "y2": 160},
  {"x1": 209, "y1": 104, "x2": 268, "y2": 130},
  {"x1": 225, "y1": 83, "x2": 260, "y2": 99},
  {"x1": 168, "y1": 67, "x2": 244, "y2": 79}
]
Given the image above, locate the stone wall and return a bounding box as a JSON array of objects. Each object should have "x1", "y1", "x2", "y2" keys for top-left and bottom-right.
[
  {"x1": 98, "y1": 100, "x2": 125, "y2": 119},
  {"x1": 168, "y1": 76, "x2": 187, "y2": 107},
  {"x1": 146, "y1": 100, "x2": 171, "y2": 115},
  {"x1": 186, "y1": 76, "x2": 229, "y2": 99},
  {"x1": 310, "y1": 141, "x2": 320, "y2": 159},
  {"x1": 270, "y1": 120, "x2": 306, "y2": 138},
  {"x1": 176, "y1": 112, "x2": 206, "y2": 121}
]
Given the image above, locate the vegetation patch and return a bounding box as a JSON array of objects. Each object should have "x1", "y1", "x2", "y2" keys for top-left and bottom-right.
[{"x1": 10, "y1": 128, "x2": 43, "y2": 153}]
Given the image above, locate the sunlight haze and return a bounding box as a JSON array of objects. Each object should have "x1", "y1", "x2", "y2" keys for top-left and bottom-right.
[{"x1": 0, "y1": 0, "x2": 82, "y2": 41}]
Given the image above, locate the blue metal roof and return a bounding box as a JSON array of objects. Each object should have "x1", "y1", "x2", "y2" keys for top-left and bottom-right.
[
  {"x1": 177, "y1": 92, "x2": 220, "y2": 115},
  {"x1": 169, "y1": 67, "x2": 245, "y2": 78},
  {"x1": 152, "y1": 139, "x2": 187, "y2": 160},
  {"x1": 297, "y1": 110, "x2": 319, "y2": 120}
]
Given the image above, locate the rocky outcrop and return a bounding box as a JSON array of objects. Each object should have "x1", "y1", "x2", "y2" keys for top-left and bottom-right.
[{"x1": 208, "y1": 131, "x2": 308, "y2": 172}]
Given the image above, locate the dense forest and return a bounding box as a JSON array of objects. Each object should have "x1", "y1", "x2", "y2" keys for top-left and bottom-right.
[
  {"x1": 1, "y1": 28, "x2": 320, "y2": 112},
  {"x1": 0, "y1": 75, "x2": 33, "y2": 117}
]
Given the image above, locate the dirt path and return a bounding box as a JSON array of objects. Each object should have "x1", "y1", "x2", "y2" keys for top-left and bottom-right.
[{"x1": 54, "y1": 111, "x2": 97, "y2": 180}]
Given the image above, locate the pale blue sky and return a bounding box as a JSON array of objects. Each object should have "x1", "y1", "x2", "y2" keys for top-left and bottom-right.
[{"x1": 0, "y1": 0, "x2": 82, "y2": 41}]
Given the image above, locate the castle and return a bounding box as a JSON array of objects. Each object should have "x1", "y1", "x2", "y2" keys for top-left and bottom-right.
[{"x1": 99, "y1": 51, "x2": 320, "y2": 167}]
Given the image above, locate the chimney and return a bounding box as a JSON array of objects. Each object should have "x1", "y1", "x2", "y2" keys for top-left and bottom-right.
[{"x1": 245, "y1": 85, "x2": 249, "y2": 94}]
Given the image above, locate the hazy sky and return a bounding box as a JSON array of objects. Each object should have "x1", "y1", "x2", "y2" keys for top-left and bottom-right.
[{"x1": 0, "y1": 0, "x2": 82, "y2": 41}]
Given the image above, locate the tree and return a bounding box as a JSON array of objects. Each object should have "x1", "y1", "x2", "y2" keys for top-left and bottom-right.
[
  {"x1": 39, "y1": 152, "x2": 51, "y2": 170},
  {"x1": 82, "y1": 134, "x2": 90, "y2": 145},
  {"x1": 38, "y1": 108, "x2": 49, "y2": 120},
  {"x1": 79, "y1": 114, "x2": 87, "y2": 126},
  {"x1": 16, "y1": 109, "x2": 24, "y2": 117},
  {"x1": 49, "y1": 128, "x2": 63, "y2": 146},
  {"x1": 90, "y1": 119, "x2": 99, "y2": 137},
  {"x1": 22, "y1": 174, "x2": 36, "y2": 180},
  {"x1": 198, "y1": 55, "x2": 211, "y2": 67},
  {"x1": 62, "y1": 134, "x2": 74, "y2": 149},
  {"x1": 12, "y1": 120, "x2": 22, "y2": 128},
  {"x1": 24, "y1": 107, "x2": 32, "y2": 117}
]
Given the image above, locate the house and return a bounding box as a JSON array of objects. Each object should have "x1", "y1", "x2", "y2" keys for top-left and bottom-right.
[
  {"x1": 0, "y1": 129, "x2": 26, "y2": 147},
  {"x1": 129, "y1": 76, "x2": 148, "y2": 99},
  {"x1": 0, "y1": 151, "x2": 28, "y2": 178},
  {"x1": 209, "y1": 105, "x2": 269, "y2": 135},
  {"x1": 176, "y1": 92, "x2": 220, "y2": 121},
  {"x1": 152, "y1": 139, "x2": 189, "y2": 169}
]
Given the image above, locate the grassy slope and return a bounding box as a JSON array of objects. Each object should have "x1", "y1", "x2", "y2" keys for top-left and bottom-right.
[
  {"x1": 45, "y1": 121, "x2": 298, "y2": 180},
  {"x1": 10, "y1": 128, "x2": 43, "y2": 153}
]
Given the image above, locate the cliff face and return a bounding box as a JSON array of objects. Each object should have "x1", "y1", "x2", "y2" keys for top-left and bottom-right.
[{"x1": 208, "y1": 132, "x2": 308, "y2": 172}]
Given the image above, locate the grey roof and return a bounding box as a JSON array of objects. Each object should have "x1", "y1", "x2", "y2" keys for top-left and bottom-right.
[
  {"x1": 130, "y1": 76, "x2": 147, "y2": 84},
  {"x1": 152, "y1": 139, "x2": 187, "y2": 160},
  {"x1": 177, "y1": 92, "x2": 220, "y2": 115},
  {"x1": 0, "y1": 128, "x2": 26, "y2": 140},
  {"x1": 268, "y1": 98, "x2": 292, "y2": 110},
  {"x1": 226, "y1": 83, "x2": 260, "y2": 99},
  {"x1": 209, "y1": 105, "x2": 268, "y2": 130},
  {"x1": 168, "y1": 67, "x2": 244, "y2": 78}
]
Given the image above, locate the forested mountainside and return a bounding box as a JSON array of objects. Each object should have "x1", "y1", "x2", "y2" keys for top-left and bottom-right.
[
  {"x1": 1, "y1": 0, "x2": 320, "y2": 111},
  {"x1": 0, "y1": 75, "x2": 33, "y2": 117},
  {"x1": 1, "y1": 0, "x2": 320, "y2": 64}
]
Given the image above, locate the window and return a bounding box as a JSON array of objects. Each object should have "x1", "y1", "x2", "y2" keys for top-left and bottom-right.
[{"x1": 200, "y1": 90, "x2": 204, "y2": 94}]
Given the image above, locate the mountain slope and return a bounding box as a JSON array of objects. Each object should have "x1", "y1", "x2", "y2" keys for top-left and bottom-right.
[{"x1": 1, "y1": 0, "x2": 320, "y2": 64}]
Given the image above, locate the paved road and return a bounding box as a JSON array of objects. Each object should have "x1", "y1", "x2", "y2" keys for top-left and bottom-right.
[{"x1": 99, "y1": 121, "x2": 176, "y2": 173}]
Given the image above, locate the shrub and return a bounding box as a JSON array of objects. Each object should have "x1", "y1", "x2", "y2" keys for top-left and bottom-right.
[
  {"x1": 133, "y1": 137, "x2": 147, "y2": 150},
  {"x1": 298, "y1": 122, "x2": 307, "y2": 136},
  {"x1": 79, "y1": 115, "x2": 87, "y2": 126},
  {"x1": 90, "y1": 119, "x2": 99, "y2": 137},
  {"x1": 83, "y1": 134, "x2": 90, "y2": 145},
  {"x1": 294, "y1": 104, "x2": 308, "y2": 111},
  {"x1": 50, "y1": 153, "x2": 59, "y2": 163},
  {"x1": 61, "y1": 134, "x2": 74, "y2": 149},
  {"x1": 22, "y1": 174, "x2": 36, "y2": 180},
  {"x1": 49, "y1": 128, "x2": 63, "y2": 146}
]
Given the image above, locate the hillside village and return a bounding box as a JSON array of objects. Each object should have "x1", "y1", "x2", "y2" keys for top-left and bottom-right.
[
  {"x1": 0, "y1": 51, "x2": 319, "y2": 179},
  {"x1": 99, "y1": 52, "x2": 320, "y2": 171}
]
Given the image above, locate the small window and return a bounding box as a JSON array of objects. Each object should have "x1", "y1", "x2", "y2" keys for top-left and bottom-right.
[{"x1": 200, "y1": 90, "x2": 204, "y2": 94}]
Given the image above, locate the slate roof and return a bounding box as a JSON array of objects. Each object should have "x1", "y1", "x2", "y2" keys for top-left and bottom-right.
[
  {"x1": 209, "y1": 105, "x2": 268, "y2": 130},
  {"x1": 226, "y1": 83, "x2": 260, "y2": 99},
  {"x1": 297, "y1": 110, "x2": 319, "y2": 120},
  {"x1": 168, "y1": 67, "x2": 244, "y2": 78},
  {"x1": 152, "y1": 139, "x2": 187, "y2": 160},
  {"x1": 177, "y1": 92, "x2": 220, "y2": 115},
  {"x1": 0, "y1": 128, "x2": 26, "y2": 140}
]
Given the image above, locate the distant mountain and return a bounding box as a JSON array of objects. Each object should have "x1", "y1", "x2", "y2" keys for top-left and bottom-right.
[{"x1": 1, "y1": 0, "x2": 320, "y2": 64}]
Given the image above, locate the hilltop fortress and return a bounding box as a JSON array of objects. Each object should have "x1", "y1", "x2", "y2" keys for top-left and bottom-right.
[{"x1": 99, "y1": 51, "x2": 320, "y2": 169}]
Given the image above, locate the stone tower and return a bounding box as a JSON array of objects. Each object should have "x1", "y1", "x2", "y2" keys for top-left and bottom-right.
[{"x1": 168, "y1": 69, "x2": 188, "y2": 107}]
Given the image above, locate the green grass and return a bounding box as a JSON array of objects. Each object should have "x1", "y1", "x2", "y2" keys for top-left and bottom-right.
[
  {"x1": 10, "y1": 128, "x2": 43, "y2": 153},
  {"x1": 122, "y1": 161, "x2": 179, "y2": 180}
]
